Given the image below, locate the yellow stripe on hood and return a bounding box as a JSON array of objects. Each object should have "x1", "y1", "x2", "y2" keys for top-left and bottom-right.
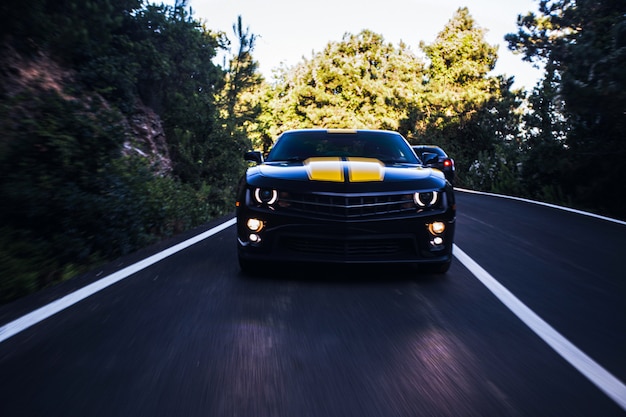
[
  {"x1": 346, "y1": 157, "x2": 385, "y2": 182},
  {"x1": 304, "y1": 157, "x2": 344, "y2": 182},
  {"x1": 304, "y1": 157, "x2": 385, "y2": 182}
]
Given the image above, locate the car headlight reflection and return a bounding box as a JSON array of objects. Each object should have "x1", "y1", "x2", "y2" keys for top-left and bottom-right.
[
  {"x1": 253, "y1": 188, "x2": 278, "y2": 205},
  {"x1": 414, "y1": 191, "x2": 438, "y2": 207}
]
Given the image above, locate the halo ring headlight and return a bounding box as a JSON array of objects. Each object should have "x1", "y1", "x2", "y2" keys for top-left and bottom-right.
[
  {"x1": 254, "y1": 188, "x2": 278, "y2": 205},
  {"x1": 414, "y1": 191, "x2": 438, "y2": 207}
]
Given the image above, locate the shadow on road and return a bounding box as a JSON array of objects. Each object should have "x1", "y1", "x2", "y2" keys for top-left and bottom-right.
[{"x1": 238, "y1": 262, "x2": 447, "y2": 286}]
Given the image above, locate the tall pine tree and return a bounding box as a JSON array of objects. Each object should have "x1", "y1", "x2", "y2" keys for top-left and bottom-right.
[
  {"x1": 507, "y1": 0, "x2": 626, "y2": 217},
  {"x1": 417, "y1": 7, "x2": 522, "y2": 188}
]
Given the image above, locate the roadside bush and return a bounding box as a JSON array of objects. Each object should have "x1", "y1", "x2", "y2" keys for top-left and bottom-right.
[{"x1": 0, "y1": 80, "x2": 240, "y2": 304}]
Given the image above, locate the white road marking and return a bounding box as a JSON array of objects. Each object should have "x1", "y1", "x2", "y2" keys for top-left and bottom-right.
[
  {"x1": 0, "y1": 218, "x2": 236, "y2": 344},
  {"x1": 453, "y1": 244, "x2": 626, "y2": 411},
  {"x1": 455, "y1": 188, "x2": 626, "y2": 226}
]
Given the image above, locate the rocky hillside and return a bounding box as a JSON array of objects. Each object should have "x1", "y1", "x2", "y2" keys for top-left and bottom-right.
[{"x1": 2, "y1": 43, "x2": 172, "y2": 176}]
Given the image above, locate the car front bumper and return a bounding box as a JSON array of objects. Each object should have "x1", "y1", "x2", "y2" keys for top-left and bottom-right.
[{"x1": 237, "y1": 208, "x2": 455, "y2": 265}]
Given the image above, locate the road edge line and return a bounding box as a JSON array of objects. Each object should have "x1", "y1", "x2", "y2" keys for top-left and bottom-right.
[
  {"x1": 453, "y1": 244, "x2": 626, "y2": 411},
  {"x1": 454, "y1": 188, "x2": 626, "y2": 226},
  {"x1": 0, "y1": 218, "x2": 236, "y2": 344}
]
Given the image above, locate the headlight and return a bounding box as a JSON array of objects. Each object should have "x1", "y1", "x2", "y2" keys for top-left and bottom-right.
[
  {"x1": 246, "y1": 218, "x2": 264, "y2": 232},
  {"x1": 428, "y1": 221, "x2": 445, "y2": 235},
  {"x1": 253, "y1": 188, "x2": 278, "y2": 205},
  {"x1": 414, "y1": 191, "x2": 438, "y2": 207}
]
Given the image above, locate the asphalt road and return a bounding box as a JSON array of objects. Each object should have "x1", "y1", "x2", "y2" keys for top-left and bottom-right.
[{"x1": 0, "y1": 190, "x2": 624, "y2": 417}]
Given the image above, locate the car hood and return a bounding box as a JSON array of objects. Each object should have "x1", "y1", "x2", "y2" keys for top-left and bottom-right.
[{"x1": 249, "y1": 157, "x2": 445, "y2": 191}]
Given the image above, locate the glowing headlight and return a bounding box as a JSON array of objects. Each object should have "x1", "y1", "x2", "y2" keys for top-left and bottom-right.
[
  {"x1": 253, "y1": 188, "x2": 278, "y2": 205},
  {"x1": 246, "y1": 218, "x2": 264, "y2": 232},
  {"x1": 428, "y1": 221, "x2": 446, "y2": 235},
  {"x1": 414, "y1": 191, "x2": 438, "y2": 207}
]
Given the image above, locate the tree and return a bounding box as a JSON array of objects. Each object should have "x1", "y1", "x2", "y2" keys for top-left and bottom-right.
[
  {"x1": 416, "y1": 7, "x2": 522, "y2": 187},
  {"x1": 507, "y1": 0, "x2": 626, "y2": 217},
  {"x1": 0, "y1": 1, "x2": 257, "y2": 301},
  {"x1": 262, "y1": 30, "x2": 425, "y2": 134},
  {"x1": 421, "y1": 7, "x2": 498, "y2": 88},
  {"x1": 0, "y1": 0, "x2": 143, "y2": 63},
  {"x1": 222, "y1": 16, "x2": 262, "y2": 129},
  {"x1": 128, "y1": 2, "x2": 248, "y2": 209}
]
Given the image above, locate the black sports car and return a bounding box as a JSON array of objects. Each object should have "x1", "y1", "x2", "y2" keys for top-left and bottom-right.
[{"x1": 236, "y1": 129, "x2": 456, "y2": 273}]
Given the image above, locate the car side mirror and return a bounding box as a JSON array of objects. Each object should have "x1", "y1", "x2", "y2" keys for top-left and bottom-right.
[
  {"x1": 244, "y1": 151, "x2": 264, "y2": 164},
  {"x1": 421, "y1": 152, "x2": 437, "y2": 165}
]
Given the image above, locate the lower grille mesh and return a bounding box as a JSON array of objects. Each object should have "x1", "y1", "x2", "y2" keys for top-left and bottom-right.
[{"x1": 281, "y1": 236, "x2": 414, "y2": 257}]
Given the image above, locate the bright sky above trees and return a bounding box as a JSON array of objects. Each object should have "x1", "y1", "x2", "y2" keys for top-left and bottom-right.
[{"x1": 180, "y1": 0, "x2": 543, "y2": 89}]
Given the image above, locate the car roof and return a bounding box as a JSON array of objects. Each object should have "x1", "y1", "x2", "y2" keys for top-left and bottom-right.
[
  {"x1": 279, "y1": 128, "x2": 402, "y2": 136},
  {"x1": 412, "y1": 145, "x2": 447, "y2": 156}
]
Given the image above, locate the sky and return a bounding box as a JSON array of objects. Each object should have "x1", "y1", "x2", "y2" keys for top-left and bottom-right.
[{"x1": 177, "y1": 0, "x2": 544, "y2": 89}]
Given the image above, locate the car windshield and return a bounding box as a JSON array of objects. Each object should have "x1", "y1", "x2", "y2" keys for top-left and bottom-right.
[{"x1": 266, "y1": 130, "x2": 419, "y2": 164}]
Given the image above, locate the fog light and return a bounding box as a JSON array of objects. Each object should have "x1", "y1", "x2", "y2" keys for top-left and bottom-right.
[
  {"x1": 433, "y1": 236, "x2": 443, "y2": 245},
  {"x1": 246, "y1": 218, "x2": 263, "y2": 232},
  {"x1": 249, "y1": 233, "x2": 261, "y2": 243},
  {"x1": 428, "y1": 221, "x2": 445, "y2": 235}
]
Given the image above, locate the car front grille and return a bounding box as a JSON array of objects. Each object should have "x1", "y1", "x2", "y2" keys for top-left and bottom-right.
[
  {"x1": 280, "y1": 236, "x2": 415, "y2": 257},
  {"x1": 278, "y1": 191, "x2": 416, "y2": 219}
]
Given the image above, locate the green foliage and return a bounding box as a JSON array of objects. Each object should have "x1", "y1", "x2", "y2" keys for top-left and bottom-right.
[
  {"x1": 412, "y1": 8, "x2": 523, "y2": 187},
  {"x1": 131, "y1": 4, "x2": 225, "y2": 114},
  {"x1": 261, "y1": 30, "x2": 426, "y2": 133},
  {"x1": 0, "y1": 0, "x2": 142, "y2": 62},
  {"x1": 465, "y1": 145, "x2": 525, "y2": 196},
  {"x1": 0, "y1": 2, "x2": 259, "y2": 303},
  {"x1": 126, "y1": 5, "x2": 248, "y2": 200},
  {"x1": 251, "y1": 8, "x2": 524, "y2": 190},
  {"x1": 507, "y1": 0, "x2": 626, "y2": 218},
  {"x1": 421, "y1": 7, "x2": 497, "y2": 88},
  {"x1": 222, "y1": 16, "x2": 262, "y2": 129},
  {"x1": 0, "y1": 229, "x2": 50, "y2": 302},
  {"x1": 0, "y1": 86, "x2": 226, "y2": 303},
  {"x1": 0, "y1": 88, "x2": 125, "y2": 300}
]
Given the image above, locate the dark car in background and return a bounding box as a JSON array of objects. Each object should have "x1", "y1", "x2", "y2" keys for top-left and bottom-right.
[
  {"x1": 412, "y1": 145, "x2": 455, "y2": 183},
  {"x1": 236, "y1": 129, "x2": 456, "y2": 273}
]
